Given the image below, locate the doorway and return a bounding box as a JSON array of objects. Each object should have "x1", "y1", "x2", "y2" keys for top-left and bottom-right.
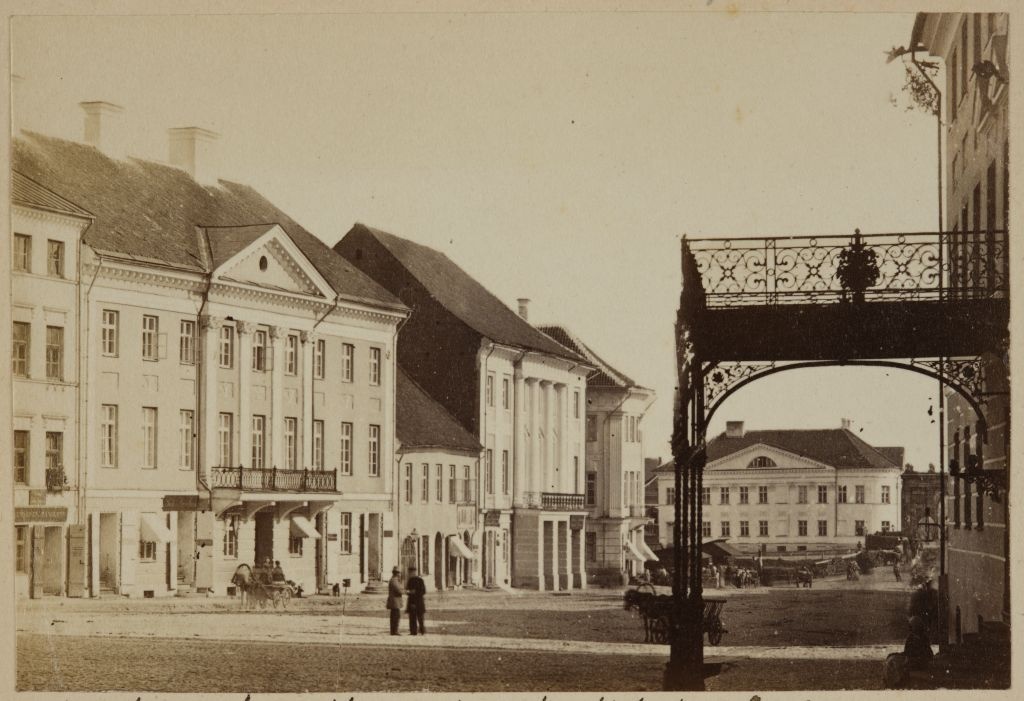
[
  {"x1": 254, "y1": 511, "x2": 274, "y2": 566},
  {"x1": 315, "y1": 513, "x2": 326, "y2": 593},
  {"x1": 98, "y1": 513, "x2": 119, "y2": 592},
  {"x1": 42, "y1": 527, "x2": 63, "y2": 595},
  {"x1": 366, "y1": 513, "x2": 382, "y2": 583},
  {"x1": 176, "y1": 513, "x2": 195, "y2": 587},
  {"x1": 434, "y1": 532, "x2": 444, "y2": 590}
]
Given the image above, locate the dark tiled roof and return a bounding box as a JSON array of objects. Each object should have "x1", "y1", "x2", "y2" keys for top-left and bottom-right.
[
  {"x1": 537, "y1": 325, "x2": 648, "y2": 389},
  {"x1": 876, "y1": 447, "x2": 906, "y2": 468},
  {"x1": 206, "y1": 224, "x2": 278, "y2": 269},
  {"x1": 706, "y1": 428, "x2": 902, "y2": 470},
  {"x1": 13, "y1": 132, "x2": 405, "y2": 310},
  {"x1": 656, "y1": 429, "x2": 903, "y2": 472},
  {"x1": 397, "y1": 368, "x2": 482, "y2": 453},
  {"x1": 343, "y1": 224, "x2": 585, "y2": 362},
  {"x1": 12, "y1": 170, "x2": 92, "y2": 218}
]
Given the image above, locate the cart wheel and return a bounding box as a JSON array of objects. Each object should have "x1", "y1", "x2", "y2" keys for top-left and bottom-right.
[
  {"x1": 636, "y1": 582, "x2": 656, "y2": 596},
  {"x1": 279, "y1": 587, "x2": 292, "y2": 609},
  {"x1": 708, "y1": 624, "x2": 723, "y2": 646},
  {"x1": 653, "y1": 616, "x2": 671, "y2": 644}
]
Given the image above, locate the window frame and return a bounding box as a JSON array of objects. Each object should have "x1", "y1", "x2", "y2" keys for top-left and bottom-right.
[
  {"x1": 12, "y1": 321, "x2": 30, "y2": 377},
  {"x1": 47, "y1": 239, "x2": 65, "y2": 278},
  {"x1": 798, "y1": 520, "x2": 808, "y2": 537},
  {"x1": 139, "y1": 540, "x2": 157, "y2": 562},
  {"x1": 142, "y1": 407, "x2": 158, "y2": 469},
  {"x1": 218, "y1": 413, "x2": 233, "y2": 467},
  {"x1": 855, "y1": 520, "x2": 866, "y2": 537},
  {"x1": 855, "y1": 485, "x2": 865, "y2": 504},
  {"x1": 284, "y1": 417, "x2": 298, "y2": 470},
  {"x1": 339, "y1": 513, "x2": 352, "y2": 553},
  {"x1": 881, "y1": 485, "x2": 891, "y2": 504},
  {"x1": 223, "y1": 515, "x2": 239, "y2": 558},
  {"x1": 758, "y1": 485, "x2": 769, "y2": 504},
  {"x1": 435, "y1": 463, "x2": 443, "y2": 502},
  {"x1": 797, "y1": 485, "x2": 808, "y2": 504},
  {"x1": 312, "y1": 420, "x2": 324, "y2": 470},
  {"x1": 758, "y1": 520, "x2": 769, "y2": 537},
  {"x1": 179, "y1": 319, "x2": 196, "y2": 365},
  {"x1": 13, "y1": 234, "x2": 31, "y2": 273},
  {"x1": 101, "y1": 310, "x2": 119, "y2": 357},
  {"x1": 817, "y1": 485, "x2": 828, "y2": 504},
  {"x1": 252, "y1": 329, "x2": 268, "y2": 372},
  {"x1": 313, "y1": 338, "x2": 325, "y2": 379},
  {"x1": 289, "y1": 536, "x2": 303, "y2": 556},
  {"x1": 486, "y1": 374, "x2": 494, "y2": 407},
  {"x1": 739, "y1": 520, "x2": 750, "y2": 537},
  {"x1": 586, "y1": 415, "x2": 597, "y2": 442},
  {"x1": 285, "y1": 334, "x2": 298, "y2": 375},
  {"x1": 14, "y1": 430, "x2": 30, "y2": 484},
  {"x1": 368, "y1": 424, "x2": 381, "y2": 477},
  {"x1": 739, "y1": 485, "x2": 749, "y2": 504},
  {"x1": 449, "y1": 464, "x2": 457, "y2": 504},
  {"x1": 251, "y1": 415, "x2": 266, "y2": 469},
  {"x1": 219, "y1": 325, "x2": 235, "y2": 368},
  {"x1": 179, "y1": 410, "x2": 195, "y2": 470},
  {"x1": 421, "y1": 463, "x2": 430, "y2": 503},
  {"x1": 339, "y1": 422, "x2": 353, "y2": 475},
  {"x1": 404, "y1": 463, "x2": 413, "y2": 503},
  {"x1": 369, "y1": 347, "x2": 381, "y2": 386},
  {"x1": 502, "y1": 449, "x2": 509, "y2": 495},
  {"x1": 45, "y1": 325, "x2": 64, "y2": 380},
  {"x1": 101, "y1": 404, "x2": 118, "y2": 467},
  {"x1": 15, "y1": 526, "x2": 29, "y2": 573},
  {"x1": 720, "y1": 521, "x2": 731, "y2": 537},
  {"x1": 341, "y1": 343, "x2": 354, "y2": 383},
  {"x1": 818, "y1": 519, "x2": 828, "y2": 537},
  {"x1": 502, "y1": 377, "x2": 510, "y2": 410},
  {"x1": 141, "y1": 315, "x2": 159, "y2": 361}
]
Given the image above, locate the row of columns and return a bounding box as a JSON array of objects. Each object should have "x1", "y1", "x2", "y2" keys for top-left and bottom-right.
[
  {"x1": 514, "y1": 377, "x2": 574, "y2": 506},
  {"x1": 200, "y1": 315, "x2": 318, "y2": 473},
  {"x1": 536, "y1": 517, "x2": 586, "y2": 591}
]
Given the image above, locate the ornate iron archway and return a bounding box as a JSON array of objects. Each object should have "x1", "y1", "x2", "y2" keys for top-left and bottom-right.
[{"x1": 664, "y1": 230, "x2": 1009, "y2": 690}]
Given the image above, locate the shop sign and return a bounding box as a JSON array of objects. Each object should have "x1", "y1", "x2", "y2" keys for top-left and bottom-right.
[
  {"x1": 15, "y1": 506, "x2": 68, "y2": 523},
  {"x1": 163, "y1": 494, "x2": 206, "y2": 511},
  {"x1": 28, "y1": 490, "x2": 47, "y2": 506}
]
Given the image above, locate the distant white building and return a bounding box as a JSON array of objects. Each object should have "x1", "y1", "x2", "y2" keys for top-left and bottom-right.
[{"x1": 654, "y1": 421, "x2": 903, "y2": 555}]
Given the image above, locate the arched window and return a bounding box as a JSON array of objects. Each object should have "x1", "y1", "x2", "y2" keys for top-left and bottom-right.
[{"x1": 747, "y1": 456, "x2": 777, "y2": 469}]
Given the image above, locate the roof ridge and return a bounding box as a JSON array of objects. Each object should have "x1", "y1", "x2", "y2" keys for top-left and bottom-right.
[{"x1": 840, "y1": 428, "x2": 902, "y2": 468}]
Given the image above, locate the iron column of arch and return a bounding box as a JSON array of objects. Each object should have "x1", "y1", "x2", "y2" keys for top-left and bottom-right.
[{"x1": 664, "y1": 239, "x2": 707, "y2": 691}]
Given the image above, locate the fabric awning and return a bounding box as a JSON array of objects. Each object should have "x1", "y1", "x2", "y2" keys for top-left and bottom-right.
[
  {"x1": 639, "y1": 541, "x2": 659, "y2": 562},
  {"x1": 140, "y1": 512, "x2": 173, "y2": 543},
  {"x1": 449, "y1": 535, "x2": 476, "y2": 559},
  {"x1": 624, "y1": 541, "x2": 646, "y2": 562},
  {"x1": 290, "y1": 515, "x2": 320, "y2": 539}
]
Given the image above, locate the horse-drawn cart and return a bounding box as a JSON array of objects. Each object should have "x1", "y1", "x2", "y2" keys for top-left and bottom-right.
[
  {"x1": 623, "y1": 584, "x2": 728, "y2": 646},
  {"x1": 231, "y1": 564, "x2": 296, "y2": 610}
]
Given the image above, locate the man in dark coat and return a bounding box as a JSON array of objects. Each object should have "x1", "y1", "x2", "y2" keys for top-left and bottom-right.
[
  {"x1": 386, "y1": 567, "x2": 403, "y2": 635},
  {"x1": 406, "y1": 566, "x2": 427, "y2": 635}
]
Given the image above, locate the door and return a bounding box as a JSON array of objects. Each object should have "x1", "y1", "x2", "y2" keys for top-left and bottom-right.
[
  {"x1": 98, "y1": 513, "x2": 118, "y2": 592},
  {"x1": 367, "y1": 513, "x2": 382, "y2": 582},
  {"x1": 434, "y1": 533, "x2": 444, "y2": 590},
  {"x1": 67, "y1": 524, "x2": 86, "y2": 597},
  {"x1": 30, "y1": 527, "x2": 44, "y2": 598},
  {"x1": 315, "y1": 513, "x2": 326, "y2": 593},
  {"x1": 254, "y1": 511, "x2": 274, "y2": 566},
  {"x1": 358, "y1": 514, "x2": 366, "y2": 584},
  {"x1": 176, "y1": 513, "x2": 195, "y2": 586}
]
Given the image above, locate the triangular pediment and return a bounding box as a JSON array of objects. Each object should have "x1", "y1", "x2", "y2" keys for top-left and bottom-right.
[
  {"x1": 210, "y1": 224, "x2": 334, "y2": 299},
  {"x1": 707, "y1": 442, "x2": 834, "y2": 472}
]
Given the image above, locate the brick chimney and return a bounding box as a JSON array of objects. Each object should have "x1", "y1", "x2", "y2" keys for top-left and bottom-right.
[
  {"x1": 517, "y1": 298, "x2": 531, "y2": 321},
  {"x1": 168, "y1": 127, "x2": 220, "y2": 186},
  {"x1": 840, "y1": 418, "x2": 852, "y2": 430},
  {"x1": 726, "y1": 421, "x2": 744, "y2": 438},
  {"x1": 80, "y1": 101, "x2": 127, "y2": 159}
]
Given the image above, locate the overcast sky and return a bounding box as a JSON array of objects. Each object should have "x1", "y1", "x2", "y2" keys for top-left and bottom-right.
[{"x1": 12, "y1": 9, "x2": 945, "y2": 469}]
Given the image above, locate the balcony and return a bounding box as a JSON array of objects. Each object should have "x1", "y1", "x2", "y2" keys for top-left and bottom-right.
[
  {"x1": 210, "y1": 466, "x2": 337, "y2": 493},
  {"x1": 45, "y1": 466, "x2": 67, "y2": 492},
  {"x1": 540, "y1": 492, "x2": 585, "y2": 511}
]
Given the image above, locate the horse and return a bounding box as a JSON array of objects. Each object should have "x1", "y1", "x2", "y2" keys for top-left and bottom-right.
[{"x1": 231, "y1": 563, "x2": 253, "y2": 609}]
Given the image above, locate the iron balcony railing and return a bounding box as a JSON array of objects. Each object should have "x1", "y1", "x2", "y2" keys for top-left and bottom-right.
[
  {"x1": 685, "y1": 230, "x2": 1008, "y2": 307},
  {"x1": 210, "y1": 466, "x2": 337, "y2": 493},
  {"x1": 540, "y1": 492, "x2": 585, "y2": 510},
  {"x1": 45, "y1": 466, "x2": 67, "y2": 492}
]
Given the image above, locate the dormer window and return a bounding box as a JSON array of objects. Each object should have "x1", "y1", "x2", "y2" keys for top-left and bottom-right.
[{"x1": 747, "y1": 456, "x2": 777, "y2": 469}]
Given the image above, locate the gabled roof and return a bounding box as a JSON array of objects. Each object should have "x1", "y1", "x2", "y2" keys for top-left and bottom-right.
[
  {"x1": 537, "y1": 324, "x2": 650, "y2": 390},
  {"x1": 339, "y1": 224, "x2": 585, "y2": 362},
  {"x1": 13, "y1": 131, "x2": 405, "y2": 311},
  {"x1": 205, "y1": 224, "x2": 279, "y2": 269},
  {"x1": 397, "y1": 368, "x2": 482, "y2": 454},
  {"x1": 706, "y1": 428, "x2": 903, "y2": 471},
  {"x1": 12, "y1": 170, "x2": 92, "y2": 219}
]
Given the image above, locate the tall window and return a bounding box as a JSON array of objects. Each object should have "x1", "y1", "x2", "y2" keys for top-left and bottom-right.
[
  {"x1": 798, "y1": 520, "x2": 808, "y2": 537},
  {"x1": 16, "y1": 526, "x2": 29, "y2": 573},
  {"x1": 758, "y1": 485, "x2": 768, "y2": 504},
  {"x1": 404, "y1": 463, "x2": 413, "y2": 503},
  {"x1": 485, "y1": 449, "x2": 494, "y2": 494},
  {"x1": 665, "y1": 486, "x2": 674, "y2": 506},
  {"x1": 720, "y1": 487, "x2": 730, "y2": 504},
  {"x1": 797, "y1": 485, "x2": 808, "y2": 504},
  {"x1": 339, "y1": 422, "x2": 353, "y2": 475},
  {"x1": 574, "y1": 390, "x2": 580, "y2": 418},
  {"x1": 219, "y1": 325, "x2": 234, "y2": 368},
  {"x1": 14, "y1": 430, "x2": 29, "y2": 484},
  {"x1": 574, "y1": 456, "x2": 580, "y2": 494},
  {"x1": 817, "y1": 485, "x2": 828, "y2": 504},
  {"x1": 252, "y1": 329, "x2": 268, "y2": 371},
  {"x1": 139, "y1": 539, "x2": 157, "y2": 562},
  {"x1": 341, "y1": 343, "x2": 354, "y2": 382},
  {"x1": 421, "y1": 463, "x2": 430, "y2": 503},
  {"x1": 101, "y1": 310, "x2": 119, "y2": 356},
  {"x1": 701, "y1": 486, "x2": 710, "y2": 505},
  {"x1": 739, "y1": 486, "x2": 749, "y2": 504},
  {"x1": 284, "y1": 418, "x2": 298, "y2": 469},
  {"x1": 464, "y1": 465, "x2": 473, "y2": 502},
  {"x1": 251, "y1": 415, "x2": 266, "y2": 469},
  {"x1": 701, "y1": 521, "x2": 711, "y2": 538},
  {"x1": 142, "y1": 315, "x2": 159, "y2": 361},
  {"x1": 436, "y1": 463, "x2": 443, "y2": 501},
  {"x1": 486, "y1": 374, "x2": 494, "y2": 407},
  {"x1": 881, "y1": 521, "x2": 892, "y2": 532},
  {"x1": 12, "y1": 322, "x2": 29, "y2": 377},
  {"x1": 142, "y1": 407, "x2": 157, "y2": 468},
  {"x1": 285, "y1": 335, "x2": 298, "y2": 375},
  {"x1": 855, "y1": 485, "x2": 865, "y2": 504},
  {"x1": 45, "y1": 326, "x2": 63, "y2": 380},
  {"x1": 289, "y1": 536, "x2": 303, "y2": 556},
  {"x1": 758, "y1": 520, "x2": 769, "y2": 537},
  {"x1": 369, "y1": 348, "x2": 381, "y2": 385},
  {"x1": 177, "y1": 319, "x2": 196, "y2": 364},
  {"x1": 721, "y1": 521, "x2": 731, "y2": 537},
  {"x1": 47, "y1": 240, "x2": 64, "y2": 277},
  {"x1": 502, "y1": 450, "x2": 509, "y2": 495},
  {"x1": 502, "y1": 377, "x2": 510, "y2": 410},
  {"x1": 855, "y1": 520, "x2": 865, "y2": 537},
  {"x1": 739, "y1": 520, "x2": 750, "y2": 537},
  {"x1": 13, "y1": 234, "x2": 31, "y2": 272},
  {"x1": 339, "y1": 513, "x2": 352, "y2": 553},
  {"x1": 818, "y1": 520, "x2": 828, "y2": 537},
  {"x1": 45, "y1": 432, "x2": 63, "y2": 474},
  {"x1": 179, "y1": 410, "x2": 194, "y2": 470},
  {"x1": 449, "y1": 465, "x2": 457, "y2": 504},
  {"x1": 584, "y1": 472, "x2": 598, "y2": 505},
  {"x1": 101, "y1": 405, "x2": 118, "y2": 467},
  {"x1": 312, "y1": 420, "x2": 324, "y2": 470},
  {"x1": 586, "y1": 415, "x2": 597, "y2": 442},
  {"x1": 838, "y1": 485, "x2": 848, "y2": 503},
  {"x1": 368, "y1": 424, "x2": 380, "y2": 476},
  {"x1": 218, "y1": 413, "x2": 233, "y2": 466},
  {"x1": 881, "y1": 485, "x2": 891, "y2": 504},
  {"x1": 223, "y1": 515, "x2": 239, "y2": 558},
  {"x1": 314, "y1": 338, "x2": 325, "y2": 379}
]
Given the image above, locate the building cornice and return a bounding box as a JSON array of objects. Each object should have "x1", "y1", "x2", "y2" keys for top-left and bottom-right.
[{"x1": 13, "y1": 203, "x2": 92, "y2": 229}]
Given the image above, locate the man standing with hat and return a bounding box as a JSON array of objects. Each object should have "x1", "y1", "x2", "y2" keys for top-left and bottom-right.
[
  {"x1": 386, "y1": 566, "x2": 404, "y2": 635},
  {"x1": 406, "y1": 566, "x2": 427, "y2": 635}
]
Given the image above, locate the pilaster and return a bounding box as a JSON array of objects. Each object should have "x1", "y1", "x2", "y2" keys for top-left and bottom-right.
[
  {"x1": 269, "y1": 325, "x2": 285, "y2": 469},
  {"x1": 236, "y1": 321, "x2": 253, "y2": 466}
]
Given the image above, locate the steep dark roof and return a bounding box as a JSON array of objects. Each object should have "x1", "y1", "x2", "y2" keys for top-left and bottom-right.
[
  {"x1": 397, "y1": 368, "x2": 482, "y2": 453},
  {"x1": 706, "y1": 428, "x2": 903, "y2": 470},
  {"x1": 206, "y1": 224, "x2": 278, "y2": 269},
  {"x1": 12, "y1": 170, "x2": 92, "y2": 218},
  {"x1": 13, "y1": 132, "x2": 404, "y2": 310},
  {"x1": 340, "y1": 224, "x2": 585, "y2": 362},
  {"x1": 537, "y1": 324, "x2": 649, "y2": 390},
  {"x1": 877, "y1": 447, "x2": 906, "y2": 468}
]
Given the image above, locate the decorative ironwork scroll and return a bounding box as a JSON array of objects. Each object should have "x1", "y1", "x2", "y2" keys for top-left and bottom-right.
[
  {"x1": 702, "y1": 361, "x2": 778, "y2": 412},
  {"x1": 909, "y1": 356, "x2": 986, "y2": 404},
  {"x1": 687, "y1": 230, "x2": 1007, "y2": 307}
]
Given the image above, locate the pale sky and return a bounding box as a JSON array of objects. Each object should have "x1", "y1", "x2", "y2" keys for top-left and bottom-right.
[{"x1": 11, "y1": 9, "x2": 944, "y2": 469}]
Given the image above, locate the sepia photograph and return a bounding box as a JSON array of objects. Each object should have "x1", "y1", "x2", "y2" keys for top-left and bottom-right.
[{"x1": 3, "y1": 0, "x2": 1017, "y2": 695}]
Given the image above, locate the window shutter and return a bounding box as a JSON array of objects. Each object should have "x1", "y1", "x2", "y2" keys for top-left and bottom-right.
[{"x1": 157, "y1": 333, "x2": 168, "y2": 360}]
